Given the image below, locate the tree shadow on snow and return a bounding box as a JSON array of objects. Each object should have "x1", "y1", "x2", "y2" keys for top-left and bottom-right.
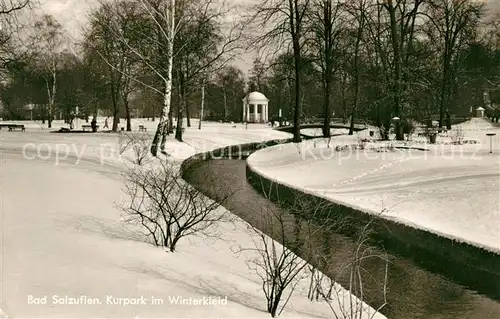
[
  {"x1": 121, "y1": 264, "x2": 266, "y2": 314},
  {"x1": 59, "y1": 215, "x2": 146, "y2": 243}
]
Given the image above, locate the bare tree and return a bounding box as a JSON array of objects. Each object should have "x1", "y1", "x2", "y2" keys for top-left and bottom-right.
[
  {"x1": 120, "y1": 160, "x2": 230, "y2": 252},
  {"x1": 345, "y1": 0, "x2": 369, "y2": 136},
  {"x1": 172, "y1": 0, "x2": 243, "y2": 140},
  {"x1": 243, "y1": 208, "x2": 309, "y2": 318},
  {"x1": 237, "y1": 181, "x2": 349, "y2": 318},
  {"x1": 88, "y1": 0, "x2": 177, "y2": 153},
  {"x1": 86, "y1": 0, "x2": 147, "y2": 132},
  {"x1": 88, "y1": 0, "x2": 241, "y2": 152},
  {"x1": 423, "y1": 0, "x2": 484, "y2": 129},
  {"x1": 30, "y1": 14, "x2": 65, "y2": 128},
  {"x1": 0, "y1": 0, "x2": 33, "y2": 69},
  {"x1": 314, "y1": 219, "x2": 389, "y2": 319},
  {"x1": 117, "y1": 131, "x2": 151, "y2": 165},
  {"x1": 0, "y1": 0, "x2": 29, "y2": 15},
  {"x1": 308, "y1": 0, "x2": 344, "y2": 138},
  {"x1": 248, "y1": 0, "x2": 312, "y2": 143}
]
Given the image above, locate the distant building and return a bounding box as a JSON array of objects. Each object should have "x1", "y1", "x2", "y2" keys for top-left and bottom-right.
[
  {"x1": 242, "y1": 91, "x2": 269, "y2": 123},
  {"x1": 476, "y1": 107, "x2": 485, "y2": 118}
]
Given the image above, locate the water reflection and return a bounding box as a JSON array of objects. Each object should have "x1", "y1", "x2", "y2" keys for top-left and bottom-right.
[{"x1": 183, "y1": 159, "x2": 500, "y2": 318}]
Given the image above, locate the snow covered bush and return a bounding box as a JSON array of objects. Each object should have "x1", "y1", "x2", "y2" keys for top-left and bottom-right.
[
  {"x1": 402, "y1": 119, "x2": 416, "y2": 141},
  {"x1": 117, "y1": 131, "x2": 151, "y2": 165},
  {"x1": 449, "y1": 125, "x2": 465, "y2": 144},
  {"x1": 119, "y1": 160, "x2": 230, "y2": 252}
]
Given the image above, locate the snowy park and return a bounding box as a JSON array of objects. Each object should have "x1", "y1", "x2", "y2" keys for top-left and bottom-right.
[
  {"x1": 0, "y1": 119, "x2": 387, "y2": 318},
  {"x1": 2, "y1": 0, "x2": 500, "y2": 318}
]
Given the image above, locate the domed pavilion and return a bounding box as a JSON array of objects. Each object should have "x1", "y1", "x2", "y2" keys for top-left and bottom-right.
[{"x1": 242, "y1": 91, "x2": 269, "y2": 123}]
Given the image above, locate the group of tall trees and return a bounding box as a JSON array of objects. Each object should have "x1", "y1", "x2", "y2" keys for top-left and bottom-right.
[
  {"x1": 82, "y1": 0, "x2": 243, "y2": 154},
  {"x1": 1, "y1": 0, "x2": 243, "y2": 156},
  {"x1": 1, "y1": 0, "x2": 500, "y2": 153},
  {"x1": 247, "y1": 0, "x2": 500, "y2": 142}
]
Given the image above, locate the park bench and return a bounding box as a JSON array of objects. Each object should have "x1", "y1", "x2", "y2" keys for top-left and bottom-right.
[
  {"x1": 82, "y1": 124, "x2": 99, "y2": 132},
  {"x1": 4, "y1": 124, "x2": 25, "y2": 131},
  {"x1": 172, "y1": 125, "x2": 186, "y2": 133},
  {"x1": 138, "y1": 125, "x2": 147, "y2": 132}
]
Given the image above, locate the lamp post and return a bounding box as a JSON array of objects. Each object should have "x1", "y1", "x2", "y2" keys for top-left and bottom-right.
[
  {"x1": 392, "y1": 116, "x2": 400, "y2": 139},
  {"x1": 486, "y1": 133, "x2": 496, "y2": 154}
]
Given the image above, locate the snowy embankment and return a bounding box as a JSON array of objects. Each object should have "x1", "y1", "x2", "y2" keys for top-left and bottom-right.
[
  {"x1": 0, "y1": 119, "x2": 386, "y2": 318},
  {"x1": 248, "y1": 118, "x2": 500, "y2": 254}
]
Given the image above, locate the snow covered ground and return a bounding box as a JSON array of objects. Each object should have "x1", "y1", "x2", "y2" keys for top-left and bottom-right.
[
  {"x1": 248, "y1": 118, "x2": 500, "y2": 253},
  {"x1": 0, "y1": 119, "x2": 385, "y2": 318}
]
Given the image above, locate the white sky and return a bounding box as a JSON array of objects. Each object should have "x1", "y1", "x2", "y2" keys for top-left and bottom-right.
[
  {"x1": 38, "y1": 0, "x2": 256, "y2": 75},
  {"x1": 37, "y1": 0, "x2": 500, "y2": 76}
]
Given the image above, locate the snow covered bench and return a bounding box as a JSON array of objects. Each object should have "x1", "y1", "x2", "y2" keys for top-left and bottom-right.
[
  {"x1": 7, "y1": 124, "x2": 25, "y2": 131},
  {"x1": 82, "y1": 125, "x2": 99, "y2": 131}
]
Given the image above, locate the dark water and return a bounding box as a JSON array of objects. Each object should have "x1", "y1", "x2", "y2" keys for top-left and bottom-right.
[{"x1": 183, "y1": 159, "x2": 500, "y2": 319}]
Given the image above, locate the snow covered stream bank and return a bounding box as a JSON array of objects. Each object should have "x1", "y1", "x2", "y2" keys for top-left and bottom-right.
[
  {"x1": 248, "y1": 119, "x2": 500, "y2": 251},
  {"x1": 183, "y1": 159, "x2": 500, "y2": 319},
  {"x1": 245, "y1": 118, "x2": 500, "y2": 300}
]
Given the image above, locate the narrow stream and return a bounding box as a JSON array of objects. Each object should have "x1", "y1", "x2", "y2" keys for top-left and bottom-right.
[{"x1": 183, "y1": 159, "x2": 500, "y2": 319}]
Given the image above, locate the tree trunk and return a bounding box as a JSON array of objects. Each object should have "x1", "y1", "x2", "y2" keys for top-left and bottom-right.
[
  {"x1": 270, "y1": 291, "x2": 283, "y2": 318},
  {"x1": 387, "y1": 1, "x2": 403, "y2": 140},
  {"x1": 323, "y1": 76, "x2": 332, "y2": 137},
  {"x1": 292, "y1": 42, "x2": 301, "y2": 143},
  {"x1": 439, "y1": 49, "x2": 450, "y2": 129},
  {"x1": 49, "y1": 67, "x2": 57, "y2": 129},
  {"x1": 44, "y1": 77, "x2": 53, "y2": 128},
  {"x1": 110, "y1": 77, "x2": 119, "y2": 132},
  {"x1": 124, "y1": 97, "x2": 132, "y2": 131},
  {"x1": 322, "y1": 0, "x2": 333, "y2": 138},
  {"x1": 349, "y1": 9, "x2": 364, "y2": 136},
  {"x1": 175, "y1": 71, "x2": 185, "y2": 141},
  {"x1": 223, "y1": 87, "x2": 227, "y2": 121},
  {"x1": 152, "y1": 0, "x2": 175, "y2": 156},
  {"x1": 198, "y1": 82, "x2": 204, "y2": 130},
  {"x1": 185, "y1": 90, "x2": 191, "y2": 127},
  {"x1": 151, "y1": 78, "x2": 173, "y2": 156},
  {"x1": 168, "y1": 110, "x2": 173, "y2": 133}
]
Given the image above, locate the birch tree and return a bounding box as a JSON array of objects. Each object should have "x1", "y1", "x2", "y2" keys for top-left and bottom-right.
[
  {"x1": 88, "y1": 0, "x2": 177, "y2": 154},
  {"x1": 31, "y1": 14, "x2": 65, "y2": 128},
  {"x1": 198, "y1": 73, "x2": 206, "y2": 129}
]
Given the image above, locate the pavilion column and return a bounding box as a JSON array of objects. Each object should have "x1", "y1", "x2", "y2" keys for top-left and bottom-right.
[
  {"x1": 264, "y1": 103, "x2": 268, "y2": 122},
  {"x1": 253, "y1": 104, "x2": 257, "y2": 122},
  {"x1": 246, "y1": 105, "x2": 249, "y2": 122}
]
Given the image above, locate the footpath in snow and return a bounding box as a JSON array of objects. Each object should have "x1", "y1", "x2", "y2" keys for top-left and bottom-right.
[
  {"x1": 0, "y1": 119, "x2": 386, "y2": 318},
  {"x1": 248, "y1": 118, "x2": 500, "y2": 253}
]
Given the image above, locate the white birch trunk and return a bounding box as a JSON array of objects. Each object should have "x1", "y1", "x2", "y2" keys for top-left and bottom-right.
[
  {"x1": 44, "y1": 77, "x2": 51, "y2": 119},
  {"x1": 151, "y1": 0, "x2": 175, "y2": 156},
  {"x1": 50, "y1": 62, "x2": 57, "y2": 127},
  {"x1": 198, "y1": 81, "x2": 205, "y2": 130}
]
